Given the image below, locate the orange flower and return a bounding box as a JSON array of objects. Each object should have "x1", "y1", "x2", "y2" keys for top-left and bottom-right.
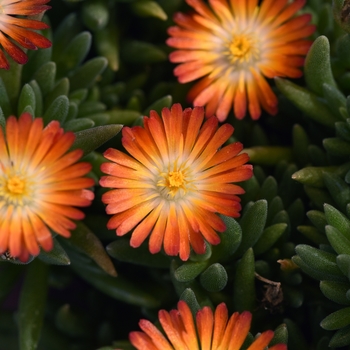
[
  {"x1": 0, "y1": 0, "x2": 52, "y2": 69},
  {"x1": 0, "y1": 113, "x2": 95, "y2": 261},
  {"x1": 130, "y1": 301, "x2": 287, "y2": 350},
  {"x1": 100, "y1": 104, "x2": 252, "y2": 261},
  {"x1": 167, "y1": 0, "x2": 315, "y2": 121}
]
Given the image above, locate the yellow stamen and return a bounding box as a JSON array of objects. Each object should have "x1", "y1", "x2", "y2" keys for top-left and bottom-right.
[
  {"x1": 168, "y1": 171, "x2": 184, "y2": 188},
  {"x1": 230, "y1": 36, "x2": 251, "y2": 58},
  {"x1": 228, "y1": 33, "x2": 259, "y2": 64},
  {"x1": 7, "y1": 176, "x2": 25, "y2": 194},
  {"x1": 158, "y1": 170, "x2": 187, "y2": 197}
]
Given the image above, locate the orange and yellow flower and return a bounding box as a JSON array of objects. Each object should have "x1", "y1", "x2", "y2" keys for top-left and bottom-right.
[
  {"x1": 100, "y1": 104, "x2": 252, "y2": 261},
  {"x1": 0, "y1": 113, "x2": 94, "y2": 261},
  {"x1": 130, "y1": 300, "x2": 287, "y2": 350},
  {"x1": 0, "y1": 0, "x2": 52, "y2": 69},
  {"x1": 167, "y1": 0, "x2": 315, "y2": 121}
]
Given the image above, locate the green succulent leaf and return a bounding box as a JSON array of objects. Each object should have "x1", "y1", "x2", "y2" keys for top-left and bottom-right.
[
  {"x1": 63, "y1": 221, "x2": 117, "y2": 277},
  {"x1": 179, "y1": 288, "x2": 201, "y2": 317},
  {"x1": 259, "y1": 176, "x2": 278, "y2": 203},
  {"x1": 82, "y1": 0, "x2": 109, "y2": 31},
  {"x1": 95, "y1": 20, "x2": 119, "y2": 71},
  {"x1": 28, "y1": 80, "x2": 43, "y2": 116},
  {"x1": 266, "y1": 196, "x2": 284, "y2": 225},
  {"x1": 243, "y1": 146, "x2": 293, "y2": 165},
  {"x1": 234, "y1": 199, "x2": 267, "y2": 257},
  {"x1": 199, "y1": 263, "x2": 228, "y2": 292},
  {"x1": 69, "y1": 88, "x2": 88, "y2": 106},
  {"x1": 121, "y1": 41, "x2": 167, "y2": 64},
  {"x1": 329, "y1": 324, "x2": 350, "y2": 348},
  {"x1": 211, "y1": 215, "x2": 242, "y2": 262},
  {"x1": 33, "y1": 62, "x2": 56, "y2": 97},
  {"x1": 143, "y1": 95, "x2": 173, "y2": 116},
  {"x1": 72, "y1": 124, "x2": 123, "y2": 155},
  {"x1": 77, "y1": 101, "x2": 106, "y2": 118},
  {"x1": 297, "y1": 225, "x2": 328, "y2": 245},
  {"x1": 18, "y1": 84, "x2": 36, "y2": 116},
  {"x1": 323, "y1": 137, "x2": 350, "y2": 157},
  {"x1": 107, "y1": 239, "x2": 170, "y2": 268},
  {"x1": 64, "y1": 118, "x2": 95, "y2": 132},
  {"x1": 322, "y1": 83, "x2": 346, "y2": 120},
  {"x1": 18, "y1": 260, "x2": 49, "y2": 350},
  {"x1": 336, "y1": 121, "x2": 350, "y2": 142},
  {"x1": 321, "y1": 307, "x2": 350, "y2": 330},
  {"x1": 270, "y1": 323, "x2": 288, "y2": 346},
  {"x1": 174, "y1": 260, "x2": 209, "y2": 283},
  {"x1": 324, "y1": 204, "x2": 350, "y2": 239},
  {"x1": 320, "y1": 280, "x2": 350, "y2": 305},
  {"x1": 283, "y1": 318, "x2": 309, "y2": 350},
  {"x1": 66, "y1": 102, "x2": 78, "y2": 121},
  {"x1": 326, "y1": 225, "x2": 350, "y2": 256},
  {"x1": 57, "y1": 31, "x2": 92, "y2": 79},
  {"x1": 294, "y1": 244, "x2": 345, "y2": 281},
  {"x1": 69, "y1": 250, "x2": 161, "y2": 308},
  {"x1": 108, "y1": 109, "x2": 141, "y2": 125},
  {"x1": 44, "y1": 78, "x2": 70, "y2": 110},
  {"x1": 275, "y1": 77, "x2": 337, "y2": 127},
  {"x1": 131, "y1": 0, "x2": 168, "y2": 20},
  {"x1": 233, "y1": 248, "x2": 256, "y2": 312},
  {"x1": 304, "y1": 36, "x2": 337, "y2": 96},
  {"x1": 0, "y1": 60, "x2": 22, "y2": 106},
  {"x1": 188, "y1": 242, "x2": 212, "y2": 262},
  {"x1": 69, "y1": 57, "x2": 108, "y2": 91},
  {"x1": 22, "y1": 47, "x2": 52, "y2": 85},
  {"x1": 304, "y1": 185, "x2": 336, "y2": 210},
  {"x1": 337, "y1": 254, "x2": 350, "y2": 280},
  {"x1": 0, "y1": 78, "x2": 13, "y2": 116},
  {"x1": 43, "y1": 95, "x2": 69, "y2": 124},
  {"x1": 307, "y1": 210, "x2": 327, "y2": 233},
  {"x1": 253, "y1": 223, "x2": 287, "y2": 255},
  {"x1": 292, "y1": 163, "x2": 350, "y2": 187},
  {"x1": 38, "y1": 238, "x2": 70, "y2": 265}
]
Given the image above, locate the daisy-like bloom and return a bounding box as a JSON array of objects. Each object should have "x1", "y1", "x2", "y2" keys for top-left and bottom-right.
[
  {"x1": 0, "y1": 113, "x2": 95, "y2": 261},
  {"x1": 100, "y1": 103, "x2": 252, "y2": 261},
  {"x1": 130, "y1": 300, "x2": 287, "y2": 350},
  {"x1": 166, "y1": 0, "x2": 316, "y2": 121},
  {"x1": 0, "y1": 0, "x2": 52, "y2": 69}
]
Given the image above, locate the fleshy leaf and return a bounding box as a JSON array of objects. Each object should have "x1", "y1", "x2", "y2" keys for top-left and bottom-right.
[
  {"x1": 304, "y1": 36, "x2": 337, "y2": 96},
  {"x1": 18, "y1": 260, "x2": 49, "y2": 350},
  {"x1": 107, "y1": 239, "x2": 170, "y2": 268},
  {"x1": 71, "y1": 124, "x2": 123, "y2": 155},
  {"x1": 320, "y1": 280, "x2": 350, "y2": 305},
  {"x1": 234, "y1": 200, "x2": 267, "y2": 257},
  {"x1": 63, "y1": 221, "x2": 117, "y2": 277},
  {"x1": 38, "y1": 238, "x2": 70, "y2": 265},
  {"x1": 199, "y1": 263, "x2": 228, "y2": 292},
  {"x1": 233, "y1": 248, "x2": 256, "y2": 312}
]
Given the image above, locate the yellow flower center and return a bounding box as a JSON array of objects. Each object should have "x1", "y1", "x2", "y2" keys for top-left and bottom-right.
[
  {"x1": 7, "y1": 176, "x2": 25, "y2": 194},
  {"x1": 228, "y1": 33, "x2": 259, "y2": 64},
  {"x1": 0, "y1": 170, "x2": 34, "y2": 207},
  {"x1": 159, "y1": 170, "x2": 187, "y2": 198},
  {"x1": 157, "y1": 162, "x2": 195, "y2": 199},
  {"x1": 168, "y1": 171, "x2": 185, "y2": 188},
  {"x1": 230, "y1": 36, "x2": 251, "y2": 58}
]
